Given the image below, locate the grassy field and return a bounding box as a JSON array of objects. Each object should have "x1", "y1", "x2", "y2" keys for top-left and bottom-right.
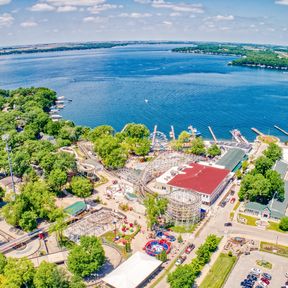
[
  {"x1": 170, "y1": 225, "x2": 197, "y2": 233},
  {"x1": 238, "y1": 213, "x2": 258, "y2": 226},
  {"x1": 267, "y1": 221, "x2": 288, "y2": 233},
  {"x1": 233, "y1": 201, "x2": 240, "y2": 211},
  {"x1": 260, "y1": 241, "x2": 288, "y2": 258},
  {"x1": 200, "y1": 253, "x2": 237, "y2": 288}
]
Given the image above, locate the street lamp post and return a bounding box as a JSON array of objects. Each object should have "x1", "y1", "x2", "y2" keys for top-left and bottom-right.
[{"x1": 2, "y1": 134, "x2": 16, "y2": 195}]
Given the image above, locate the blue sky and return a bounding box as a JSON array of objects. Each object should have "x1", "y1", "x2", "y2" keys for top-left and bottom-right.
[{"x1": 0, "y1": 0, "x2": 287, "y2": 46}]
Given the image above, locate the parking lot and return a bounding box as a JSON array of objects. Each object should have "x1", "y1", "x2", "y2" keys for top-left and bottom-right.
[{"x1": 224, "y1": 251, "x2": 287, "y2": 288}]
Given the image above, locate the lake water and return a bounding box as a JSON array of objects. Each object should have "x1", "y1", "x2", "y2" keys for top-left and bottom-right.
[{"x1": 1, "y1": 44, "x2": 288, "y2": 141}]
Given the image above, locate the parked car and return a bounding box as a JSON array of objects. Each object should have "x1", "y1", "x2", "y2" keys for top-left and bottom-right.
[
  {"x1": 262, "y1": 272, "x2": 272, "y2": 280},
  {"x1": 175, "y1": 255, "x2": 186, "y2": 266},
  {"x1": 185, "y1": 244, "x2": 195, "y2": 254},
  {"x1": 251, "y1": 268, "x2": 262, "y2": 275},
  {"x1": 230, "y1": 197, "x2": 236, "y2": 204},
  {"x1": 285, "y1": 272, "x2": 288, "y2": 278},
  {"x1": 220, "y1": 201, "x2": 227, "y2": 207},
  {"x1": 224, "y1": 222, "x2": 232, "y2": 227},
  {"x1": 261, "y1": 277, "x2": 270, "y2": 285}
]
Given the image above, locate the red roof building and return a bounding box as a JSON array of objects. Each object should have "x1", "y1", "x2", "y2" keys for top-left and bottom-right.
[{"x1": 162, "y1": 163, "x2": 232, "y2": 205}]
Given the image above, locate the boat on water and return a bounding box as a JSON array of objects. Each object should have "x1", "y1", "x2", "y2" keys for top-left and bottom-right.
[
  {"x1": 56, "y1": 104, "x2": 65, "y2": 109},
  {"x1": 188, "y1": 125, "x2": 201, "y2": 137},
  {"x1": 230, "y1": 129, "x2": 249, "y2": 144}
]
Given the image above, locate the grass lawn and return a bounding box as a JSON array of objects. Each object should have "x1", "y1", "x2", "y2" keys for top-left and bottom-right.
[
  {"x1": 238, "y1": 213, "x2": 258, "y2": 226},
  {"x1": 267, "y1": 221, "x2": 288, "y2": 233},
  {"x1": 200, "y1": 253, "x2": 237, "y2": 288},
  {"x1": 170, "y1": 225, "x2": 197, "y2": 233},
  {"x1": 233, "y1": 201, "x2": 240, "y2": 211},
  {"x1": 260, "y1": 241, "x2": 288, "y2": 258}
]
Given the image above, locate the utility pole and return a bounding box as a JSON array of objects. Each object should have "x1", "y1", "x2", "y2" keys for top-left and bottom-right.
[{"x1": 2, "y1": 134, "x2": 16, "y2": 196}]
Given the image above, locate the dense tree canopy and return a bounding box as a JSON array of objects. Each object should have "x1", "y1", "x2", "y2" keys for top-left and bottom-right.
[
  {"x1": 144, "y1": 194, "x2": 168, "y2": 229},
  {"x1": 264, "y1": 143, "x2": 282, "y2": 162},
  {"x1": 67, "y1": 236, "x2": 105, "y2": 277},
  {"x1": 279, "y1": 216, "x2": 288, "y2": 231},
  {"x1": 207, "y1": 144, "x2": 221, "y2": 157},
  {"x1": 189, "y1": 137, "x2": 206, "y2": 155},
  {"x1": 71, "y1": 176, "x2": 93, "y2": 198}
]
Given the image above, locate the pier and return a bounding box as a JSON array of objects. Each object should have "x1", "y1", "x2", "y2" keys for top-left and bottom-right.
[
  {"x1": 251, "y1": 127, "x2": 264, "y2": 136},
  {"x1": 152, "y1": 125, "x2": 157, "y2": 146},
  {"x1": 274, "y1": 125, "x2": 288, "y2": 136},
  {"x1": 169, "y1": 125, "x2": 176, "y2": 140},
  {"x1": 208, "y1": 126, "x2": 217, "y2": 143}
]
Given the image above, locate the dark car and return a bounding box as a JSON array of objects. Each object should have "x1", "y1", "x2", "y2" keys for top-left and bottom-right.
[
  {"x1": 262, "y1": 272, "x2": 272, "y2": 280},
  {"x1": 224, "y1": 222, "x2": 232, "y2": 227},
  {"x1": 261, "y1": 277, "x2": 270, "y2": 285}
]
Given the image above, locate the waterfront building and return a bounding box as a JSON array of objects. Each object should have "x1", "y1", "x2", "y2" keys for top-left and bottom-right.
[{"x1": 155, "y1": 163, "x2": 232, "y2": 205}]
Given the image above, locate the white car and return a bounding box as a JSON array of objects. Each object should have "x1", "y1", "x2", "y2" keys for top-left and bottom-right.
[{"x1": 251, "y1": 267, "x2": 262, "y2": 275}]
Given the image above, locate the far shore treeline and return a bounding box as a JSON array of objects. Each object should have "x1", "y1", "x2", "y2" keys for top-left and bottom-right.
[{"x1": 172, "y1": 44, "x2": 288, "y2": 70}]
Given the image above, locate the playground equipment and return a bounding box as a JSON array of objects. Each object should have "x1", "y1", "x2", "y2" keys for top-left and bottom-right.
[{"x1": 144, "y1": 239, "x2": 171, "y2": 256}]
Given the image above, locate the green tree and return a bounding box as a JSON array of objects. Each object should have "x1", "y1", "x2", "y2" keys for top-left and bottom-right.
[
  {"x1": 241, "y1": 160, "x2": 249, "y2": 172},
  {"x1": 34, "y1": 261, "x2": 69, "y2": 288},
  {"x1": 0, "y1": 254, "x2": 7, "y2": 274},
  {"x1": 279, "y1": 216, "x2": 288, "y2": 231},
  {"x1": 189, "y1": 137, "x2": 206, "y2": 155},
  {"x1": 205, "y1": 234, "x2": 220, "y2": 252},
  {"x1": 156, "y1": 250, "x2": 167, "y2": 262},
  {"x1": 48, "y1": 168, "x2": 67, "y2": 193},
  {"x1": 178, "y1": 131, "x2": 190, "y2": 143},
  {"x1": 144, "y1": 195, "x2": 168, "y2": 229},
  {"x1": 71, "y1": 176, "x2": 93, "y2": 198},
  {"x1": 265, "y1": 170, "x2": 285, "y2": 201},
  {"x1": 88, "y1": 125, "x2": 114, "y2": 141},
  {"x1": 264, "y1": 143, "x2": 282, "y2": 162},
  {"x1": 49, "y1": 213, "x2": 67, "y2": 241},
  {"x1": 3, "y1": 257, "x2": 35, "y2": 288},
  {"x1": 207, "y1": 144, "x2": 221, "y2": 157},
  {"x1": 168, "y1": 264, "x2": 198, "y2": 288},
  {"x1": 254, "y1": 156, "x2": 273, "y2": 175},
  {"x1": 177, "y1": 234, "x2": 183, "y2": 243},
  {"x1": 196, "y1": 244, "x2": 211, "y2": 265},
  {"x1": 19, "y1": 211, "x2": 38, "y2": 232},
  {"x1": 238, "y1": 173, "x2": 271, "y2": 203},
  {"x1": 67, "y1": 236, "x2": 105, "y2": 277},
  {"x1": 69, "y1": 276, "x2": 86, "y2": 288},
  {"x1": 122, "y1": 123, "x2": 150, "y2": 139}
]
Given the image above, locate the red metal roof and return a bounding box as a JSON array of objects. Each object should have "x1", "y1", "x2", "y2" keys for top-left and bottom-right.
[{"x1": 168, "y1": 163, "x2": 230, "y2": 195}]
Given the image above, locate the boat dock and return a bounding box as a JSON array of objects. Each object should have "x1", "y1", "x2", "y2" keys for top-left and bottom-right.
[
  {"x1": 230, "y1": 129, "x2": 249, "y2": 144},
  {"x1": 251, "y1": 127, "x2": 264, "y2": 136},
  {"x1": 208, "y1": 126, "x2": 217, "y2": 143},
  {"x1": 169, "y1": 125, "x2": 176, "y2": 140},
  {"x1": 274, "y1": 125, "x2": 288, "y2": 136},
  {"x1": 152, "y1": 125, "x2": 157, "y2": 146}
]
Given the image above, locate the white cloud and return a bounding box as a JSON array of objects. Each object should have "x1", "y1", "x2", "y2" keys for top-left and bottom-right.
[
  {"x1": 0, "y1": 0, "x2": 11, "y2": 5},
  {"x1": 0, "y1": 13, "x2": 14, "y2": 27},
  {"x1": 87, "y1": 4, "x2": 121, "y2": 14},
  {"x1": 170, "y1": 12, "x2": 181, "y2": 17},
  {"x1": 152, "y1": 1, "x2": 204, "y2": 13},
  {"x1": 57, "y1": 5, "x2": 77, "y2": 12},
  {"x1": 30, "y1": 3, "x2": 55, "y2": 12},
  {"x1": 162, "y1": 20, "x2": 172, "y2": 25},
  {"x1": 212, "y1": 15, "x2": 234, "y2": 21},
  {"x1": 119, "y1": 12, "x2": 152, "y2": 18},
  {"x1": 83, "y1": 16, "x2": 106, "y2": 22},
  {"x1": 20, "y1": 21, "x2": 38, "y2": 28},
  {"x1": 275, "y1": 0, "x2": 288, "y2": 5},
  {"x1": 46, "y1": 0, "x2": 105, "y2": 6}
]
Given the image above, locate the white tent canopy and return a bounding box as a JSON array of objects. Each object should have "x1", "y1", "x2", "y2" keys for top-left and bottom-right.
[{"x1": 103, "y1": 252, "x2": 162, "y2": 288}]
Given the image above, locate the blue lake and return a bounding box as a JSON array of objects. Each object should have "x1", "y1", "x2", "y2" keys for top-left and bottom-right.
[{"x1": 0, "y1": 44, "x2": 288, "y2": 141}]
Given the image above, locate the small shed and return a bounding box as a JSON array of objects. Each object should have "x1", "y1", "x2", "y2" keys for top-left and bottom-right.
[{"x1": 64, "y1": 201, "x2": 86, "y2": 217}]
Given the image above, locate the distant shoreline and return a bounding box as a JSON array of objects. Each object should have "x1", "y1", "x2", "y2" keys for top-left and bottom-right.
[{"x1": 172, "y1": 45, "x2": 288, "y2": 71}]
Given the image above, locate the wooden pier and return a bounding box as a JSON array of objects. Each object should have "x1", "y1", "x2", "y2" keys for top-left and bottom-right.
[
  {"x1": 208, "y1": 126, "x2": 217, "y2": 143},
  {"x1": 170, "y1": 125, "x2": 176, "y2": 140},
  {"x1": 274, "y1": 125, "x2": 288, "y2": 136},
  {"x1": 251, "y1": 127, "x2": 264, "y2": 136},
  {"x1": 152, "y1": 125, "x2": 157, "y2": 146}
]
